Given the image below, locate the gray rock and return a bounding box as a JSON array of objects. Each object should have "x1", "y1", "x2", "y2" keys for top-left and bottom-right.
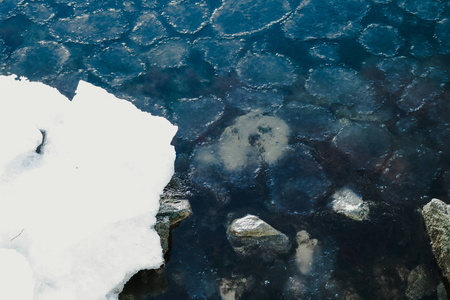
[
  {"x1": 227, "y1": 215, "x2": 290, "y2": 261},
  {"x1": 422, "y1": 198, "x2": 450, "y2": 281},
  {"x1": 331, "y1": 187, "x2": 369, "y2": 221},
  {"x1": 295, "y1": 230, "x2": 318, "y2": 275},
  {"x1": 219, "y1": 277, "x2": 253, "y2": 300},
  {"x1": 437, "y1": 282, "x2": 448, "y2": 300},
  {"x1": 405, "y1": 264, "x2": 436, "y2": 300}
]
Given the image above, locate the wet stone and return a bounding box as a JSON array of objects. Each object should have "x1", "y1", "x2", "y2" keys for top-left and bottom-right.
[
  {"x1": 305, "y1": 66, "x2": 380, "y2": 114},
  {"x1": 236, "y1": 52, "x2": 296, "y2": 89},
  {"x1": 405, "y1": 264, "x2": 437, "y2": 300},
  {"x1": 211, "y1": 0, "x2": 292, "y2": 36},
  {"x1": 193, "y1": 38, "x2": 244, "y2": 75},
  {"x1": 332, "y1": 121, "x2": 391, "y2": 170},
  {"x1": 9, "y1": 41, "x2": 70, "y2": 80},
  {"x1": 162, "y1": 0, "x2": 210, "y2": 34},
  {"x1": 50, "y1": 9, "x2": 129, "y2": 44},
  {"x1": 331, "y1": 187, "x2": 369, "y2": 221},
  {"x1": 129, "y1": 12, "x2": 168, "y2": 47},
  {"x1": 86, "y1": 44, "x2": 145, "y2": 87},
  {"x1": 227, "y1": 215, "x2": 291, "y2": 261},
  {"x1": 359, "y1": 24, "x2": 403, "y2": 57},
  {"x1": 283, "y1": 0, "x2": 369, "y2": 41},
  {"x1": 422, "y1": 199, "x2": 450, "y2": 281},
  {"x1": 171, "y1": 95, "x2": 224, "y2": 142},
  {"x1": 145, "y1": 39, "x2": 191, "y2": 68},
  {"x1": 276, "y1": 103, "x2": 339, "y2": 142},
  {"x1": 397, "y1": 0, "x2": 448, "y2": 21}
]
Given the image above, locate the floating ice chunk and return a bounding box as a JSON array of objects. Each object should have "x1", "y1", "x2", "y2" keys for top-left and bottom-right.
[
  {"x1": 171, "y1": 95, "x2": 224, "y2": 141},
  {"x1": 0, "y1": 75, "x2": 177, "y2": 300},
  {"x1": 435, "y1": 18, "x2": 450, "y2": 55},
  {"x1": 130, "y1": 12, "x2": 168, "y2": 47},
  {"x1": 309, "y1": 42, "x2": 341, "y2": 62},
  {"x1": 162, "y1": 0, "x2": 210, "y2": 34},
  {"x1": 224, "y1": 87, "x2": 284, "y2": 113},
  {"x1": 376, "y1": 56, "x2": 417, "y2": 94},
  {"x1": 397, "y1": 0, "x2": 448, "y2": 21},
  {"x1": 86, "y1": 44, "x2": 145, "y2": 87},
  {"x1": 237, "y1": 52, "x2": 296, "y2": 88},
  {"x1": 193, "y1": 38, "x2": 243, "y2": 75},
  {"x1": 50, "y1": 9, "x2": 129, "y2": 44},
  {"x1": 305, "y1": 66, "x2": 380, "y2": 114},
  {"x1": 276, "y1": 103, "x2": 339, "y2": 141},
  {"x1": 408, "y1": 35, "x2": 434, "y2": 58},
  {"x1": 19, "y1": 2, "x2": 55, "y2": 24},
  {"x1": 9, "y1": 41, "x2": 70, "y2": 81},
  {"x1": 397, "y1": 67, "x2": 448, "y2": 112},
  {"x1": 211, "y1": 0, "x2": 292, "y2": 36},
  {"x1": 219, "y1": 112, "x2": 289, "y2": 171},
  {"x1": 145, "y1": 39, "x2": 191, "y2": 68},
  {"x1": 0, "y1": 0, "x2": 22, "y2": 21},
  {"x1": 283, "y1": 0, "x2": 369, "y2": 41},
  {"x1": 359, "y1": 24, "x2": 403, "y2": 57},
  {"x1": 332, "y1": 121, "x2": 391, "y2": 169},
  {"x1": 268, "y1": 144, "x2": 331, "y2": 214}
]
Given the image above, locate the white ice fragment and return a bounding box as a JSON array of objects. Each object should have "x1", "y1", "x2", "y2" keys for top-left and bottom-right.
[
  {"x1": 0, "y1": 75, "x2": 177, "y2": 300},
  {"x1": 331, "y1": 187, "x2": 369, "y2": 221}
]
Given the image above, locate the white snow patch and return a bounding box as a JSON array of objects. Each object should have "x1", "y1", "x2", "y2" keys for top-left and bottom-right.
[{"x1": 0, "y1": 75, "x2": 177, "y2": 300}]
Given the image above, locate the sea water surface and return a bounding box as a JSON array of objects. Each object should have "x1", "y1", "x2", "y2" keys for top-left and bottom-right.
[{"x1": 1, "y1": 0, "x2": 449, "y2": 299}]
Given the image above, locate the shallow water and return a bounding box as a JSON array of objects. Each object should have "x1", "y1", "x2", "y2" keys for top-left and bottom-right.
[{"x1": 1, "y1": 0, "x2": 449, "y2": 299}]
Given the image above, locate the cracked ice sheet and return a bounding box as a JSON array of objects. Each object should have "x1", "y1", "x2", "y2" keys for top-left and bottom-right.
[{"x1": 0, "y1": 75, "x2": 177, "y2": 300}]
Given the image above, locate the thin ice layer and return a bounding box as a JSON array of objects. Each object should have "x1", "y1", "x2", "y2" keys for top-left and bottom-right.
[{"x1": 0, "y1": 75, "x2": 177, "y2": 300}]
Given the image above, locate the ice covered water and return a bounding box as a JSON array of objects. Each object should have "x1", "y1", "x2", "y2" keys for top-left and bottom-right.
[
  {"x1": 397, "y1": 67, "x2": 448, "y2": 112},
  {"x1": 435, "y1": 18, "x2": 450, "y2": 55},
  {"x1": 283, "y1": 0, "x2": 369, "y2": 41},
  {"x1": 144, "y1": 39, "x2": 191, "y2": 68},
  {"x1": 211, "y1": 0, "x2": 292, "y2": 36},
  {"x1": 0, "y1": 0, "x2": 21, "y2": 21},
  {"x1": 376, "y1": 57, "x2": 417, "y2": 95},
  {"x1": 332, "y1": 121, "x2": 392, "y2": 170},
  {"x1": 408, "y1": 35, "x2": 434, "y2": 58},
  {"x1": 268, "y1": 144, "x2": 331, "y2": 214},
  {"x1": 130, "y1": 11, "x2": 168, "y2": 46},
  {"x1": 397, "y1": 0, "x2": 448, "y2": 21},
  {"x1": 305, "y1": 67, "x2": 380, "y2": 114},
  {"x1": 193, "y1": 38, "x2": 243, "y2": 75},
  {"x1": 359, "y1": 24, "x2": 403, "y2": 57},
  {"x1": 236, "y1": 52, "x2": 296, "y2": 88},
  {"x1": 224, "y1": 87, "x2": 284, "y2": 113},
  {"x1": 170, "y1": 95, "x2": 224, "y2": 142},
  {"x1": 19, "y1": 2, "x2": 55, "y2": 24},
  {"x1": 276, "y1": 103, "x2": 340, "y2": 142},
  {"x1": 309, "y1": 42, "x2": 341, "y2": 62},
  {"x1": 50, "y1": 10, "x2": 129, "y2": 44},
  {"x1": 162, "y1": 0, "x2": 210, "y2": 34},
  {"x1": 86, "y1": 44, "x2": 145, "y2": 87},
  {"x1": 9, "y1": 41, "x2": 70, "y2": 81}
]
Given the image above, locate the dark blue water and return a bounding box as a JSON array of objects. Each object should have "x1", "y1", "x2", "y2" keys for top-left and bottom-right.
[{"x1": 1, "y1": 0, "x2": 449, "y2": 299}]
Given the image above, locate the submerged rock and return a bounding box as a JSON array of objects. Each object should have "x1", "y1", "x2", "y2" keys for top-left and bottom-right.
[
  {"x1": 295, "y1": 230, "x2": 318, "y2": 275},
  {"x1": 405, "y1": 264, "x2": 436, "y2": 300},
  {"x1": 422, "y1": 199, "x2": 450, "y2": 281},
  {"x1": 227, "y1": 215, "x2": 290, "y2": 261},
  {"x1": 331, "y1": 187, "x2": 369, "y2": 221},
  {"x1": 219, "y1": 277, "x2": 253, "y2": 300}
]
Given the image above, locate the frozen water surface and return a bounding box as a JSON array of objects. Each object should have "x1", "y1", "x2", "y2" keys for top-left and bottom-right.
[
  {"x1": 224, "y1": 87, "x2": 284, "y2": 113},
  {"x1": 359, "y1": 24, "x2": 403, "y2": 57},
  {"x1": 376, "y1": 57, "x2": 417, "y2": 94},
  {"x1": 86, "y1": 44, "x2": 145, "y2": 87},
  {"x1": 309, "y1": 42, "x2": 341, "y2": 62},
  {"x1": 171, "y1": 95, "x2": 224, "y2": 142},
  {"x1": 19, "y1": 2, "x2": 55, "y2": 24},
  {"x1": 397, "y1": 0, "x2": 448, "y2": 21},
  {"x1": 9, "y1": 41, "x2": 70, "y2": 81},
  {"x1": 408, "y1": 35, "x2": 434, "y2": 58},
  {"x1": 211, "y1": 0, "x2": 292, "y2": 36},
  {"x1": 193, "y1": 38, "x2": 243, "y2": 75},
  {"x1": 435, "y1": 18, "x2": 450, "y2": 55},
  {"x1": 236, "y1": 52, "x2": 296, "y2": 88},
  {"x1": 305, "y1": 67, "x2": 380, "y2": 114},
  {"x1": 0, "y1": 0, "x2": 22, "y2": 20},
  {"x1": 332, "y1": 121, "x2": 392, "y2": 170},
  {"x1": 276, "y1": 103, "x2": 339, "y2": 142},
  {"x1": 162, "y1": 0, "x2": 210, "y2": 34},
  {"x1": 130, "y1": 12, "x2": 168, "y2": 47},
  {"x1": 144, "y1": 39, "x2": 191, "y2": 68},
  {"x1": 283, "y1": 0, "x2": 369, "y2": 41},
  {"x1": 50, "y1": 9, "x2": 129, "y2": 44}
]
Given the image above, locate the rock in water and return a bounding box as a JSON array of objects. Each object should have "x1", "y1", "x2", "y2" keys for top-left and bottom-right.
[
  {"x1": 405, "y1": 264, "x2": 436, "y2": 300},
  {"x1": 331, "y1": 187, "x2": 369, "y2": 221},
  {"x1": 227, "y1": 215, "x2": 290, "y2": 261},
  {"x1": 295, "y1": 230, "x2": 318, "y2": 275},
  {"x1": 422, "y1": 199, "x2": 450, "y2": 281}
]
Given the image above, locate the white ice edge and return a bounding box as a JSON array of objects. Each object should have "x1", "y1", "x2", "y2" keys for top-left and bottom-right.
[{"x1": 0, "y1": 75, "x2": 177, "y2": 300}]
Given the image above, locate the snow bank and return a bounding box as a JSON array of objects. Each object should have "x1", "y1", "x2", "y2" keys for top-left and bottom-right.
[{"x1": 0, "y1": 75, "x2": 177, "y2": 300}]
